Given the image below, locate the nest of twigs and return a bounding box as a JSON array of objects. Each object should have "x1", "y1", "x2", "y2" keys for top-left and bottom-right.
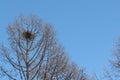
[{"x1": 22, "y1": 31, "x2": 35, "y2": 41}]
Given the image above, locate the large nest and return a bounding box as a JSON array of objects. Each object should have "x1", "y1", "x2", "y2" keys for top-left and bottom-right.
[{"x1": 22, "y1": 31, "x2": 35, "y2": 41}]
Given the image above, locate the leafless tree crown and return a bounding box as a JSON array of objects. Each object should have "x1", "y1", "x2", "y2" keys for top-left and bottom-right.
[{"x1": 0, "y1": 15, "x2": 89, "y2": 80}]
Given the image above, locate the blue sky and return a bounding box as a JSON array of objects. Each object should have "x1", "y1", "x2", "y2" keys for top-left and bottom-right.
[{"x1": 0, "y1": 0, "x2": 120, "y2": 77}]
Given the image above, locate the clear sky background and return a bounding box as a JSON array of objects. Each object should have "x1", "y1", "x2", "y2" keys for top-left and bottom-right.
[{"x1": 0, "y1": 0, "x2": 120, "y2": 78}]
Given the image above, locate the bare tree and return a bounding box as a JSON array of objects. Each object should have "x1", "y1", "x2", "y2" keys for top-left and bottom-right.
[
  {"x1": 103, "y1": 37, "x2": 120, "y2": 80},
  {"x1": 110, "y1": 37, "x2": 120, "y2": 80},
  {"x1": 0, "y1": 15, "x2": 89, "y2": 80}
]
